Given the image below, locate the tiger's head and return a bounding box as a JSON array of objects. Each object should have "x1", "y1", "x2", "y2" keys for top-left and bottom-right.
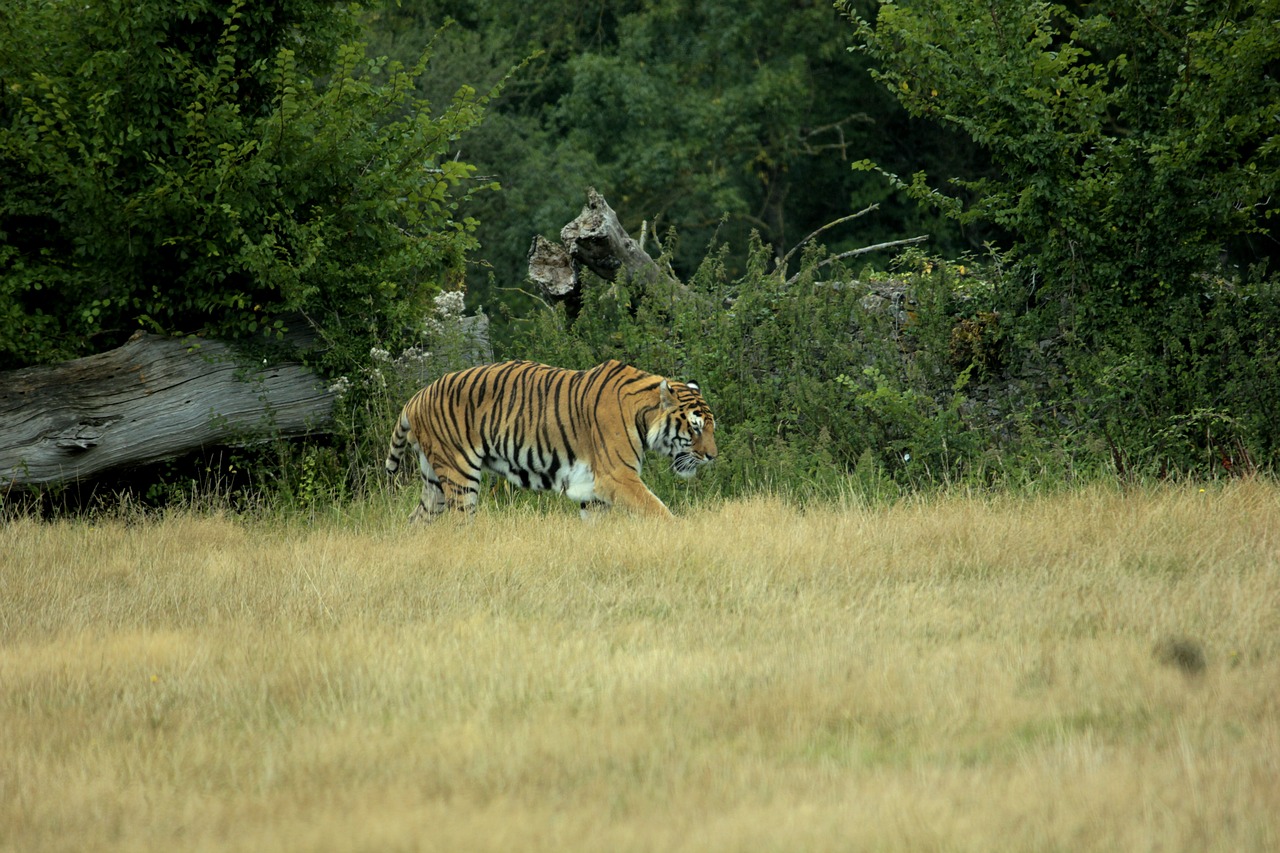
[{"x1": 651, "y1": 379, "x2": 717, "y2": 478}]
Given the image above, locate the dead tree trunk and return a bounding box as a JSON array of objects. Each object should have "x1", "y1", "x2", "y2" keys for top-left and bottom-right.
[
  {"x1": 1, "y1": 331, "x2": 335, "y2": 488},
  {"x1": 527, "y1": 188, "x2": 927, "y2": 310},
  {"x1": 527, "y1": 187, "x2": 687, "y2": 315}
]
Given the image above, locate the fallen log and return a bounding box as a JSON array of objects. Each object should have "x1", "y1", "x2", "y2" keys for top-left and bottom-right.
[{"x1": 0, "y1": 331, "x2": 335, "y2": 488}]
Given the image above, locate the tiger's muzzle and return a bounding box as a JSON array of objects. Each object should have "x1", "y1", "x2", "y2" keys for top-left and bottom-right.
[{"x1": 671, "y1": 445, "x2": 715, "y2": 478}]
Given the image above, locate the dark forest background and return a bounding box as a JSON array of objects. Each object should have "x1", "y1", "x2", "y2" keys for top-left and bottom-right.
[{"x1": 3, "y1": 0, "x2": 1278, "y2": 508}]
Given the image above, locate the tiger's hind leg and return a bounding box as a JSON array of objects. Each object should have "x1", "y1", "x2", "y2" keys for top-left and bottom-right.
[
  {"x1": 417, "y1": 450, "x2": 482, "y2": 520},
  {"x1": 437, "y1": 468, "x2": 482, "y2": 517},
  {"x1": 410, "y1": 448, "x2": 448, "y2": 524}
]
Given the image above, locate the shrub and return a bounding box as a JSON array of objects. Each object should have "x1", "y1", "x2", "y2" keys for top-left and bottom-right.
[
  {"x1": 505, "y1": 236, "x2": 1016, "y2": 502},
  {"x1": 0, "y1": 0, "x2": 495, "y2": 377},
  {"x1": 844, "y1": 0, "x2": 1280, "y2": 478}
]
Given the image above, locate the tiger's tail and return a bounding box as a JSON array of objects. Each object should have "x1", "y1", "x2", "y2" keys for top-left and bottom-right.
[{"x1": 384, "y1": 406, "x2": 414, "y2": 479}]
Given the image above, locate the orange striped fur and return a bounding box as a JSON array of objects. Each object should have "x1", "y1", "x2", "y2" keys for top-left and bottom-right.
[{"x1": 385, "y1": 360, "x2": 717, "y2": 521}]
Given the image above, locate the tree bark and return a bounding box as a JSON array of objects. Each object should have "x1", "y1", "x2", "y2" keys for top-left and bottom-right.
[
  {"x1": 1, "y1": 331, "x2": 335, "y2": 488},
  {"x1": 527, "y1": 187, "x2": 684, "y2": 313}
]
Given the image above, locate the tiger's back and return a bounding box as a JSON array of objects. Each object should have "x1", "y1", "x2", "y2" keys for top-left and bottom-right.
[{"x1": 385, "y1": 359, "x2": 716, "y2": 521}]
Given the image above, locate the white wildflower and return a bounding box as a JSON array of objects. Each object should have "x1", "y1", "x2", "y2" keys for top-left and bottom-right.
[
  {"x1": 327, "y1": 376, "x2": 352, "y2": 398},
  {"x1": 362, "y1": 365, "x2": 387, "y2": 390},
  {"x1": 370, "y1": 346, "x2": 392, "y2": 362},
  {"x1": 433, "y1": 290, "x2": 466, "y2": 319},
  {"x1": 394, "y1": 346, "x2": 432, "y2": 369}
]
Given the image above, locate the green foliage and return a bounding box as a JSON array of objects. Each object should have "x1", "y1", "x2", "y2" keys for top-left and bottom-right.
[
  {"x1": 846, "y1": 0, "x2": 1279, "y2": 325},
  {"x1": 505, "y1": 224, "x2": 1280, "y2": 495},
  {"x1": 363, "y1": 0, "x2": 991, "y2": 320},
  {"x1": 843, "y1": 0, "x2": 1280, "y2": 478},
  {"x1": 0, "y1": 0, "x2": 494, "y2": 374},
  {"x1": 507, "y1": 238, "x2": 1016, "y2": 501},
  {"x1": 1056, "y1": 266, "x2": 1280, "y2": 476}
]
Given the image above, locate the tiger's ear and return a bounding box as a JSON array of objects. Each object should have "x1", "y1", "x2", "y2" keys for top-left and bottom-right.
[
  {"x1": 686, "y1": 381, "x2": 700, "y2": 393},
  {"x1": 659, "y1": 379, "x2": 677, "y2": 409}
]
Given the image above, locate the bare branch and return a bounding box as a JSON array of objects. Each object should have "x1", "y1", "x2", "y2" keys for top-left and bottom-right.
[
  {"x1": 785, "y1": 235, "x2": 929, "y2": 286},
  {"x1": 776, "y1": 203, "x2": 880, "y2": 274}
]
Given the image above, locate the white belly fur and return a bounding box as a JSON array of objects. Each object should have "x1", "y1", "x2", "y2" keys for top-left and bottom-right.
[{"x1": 557, "y1": 460, "x2": 596, "y2": 502}]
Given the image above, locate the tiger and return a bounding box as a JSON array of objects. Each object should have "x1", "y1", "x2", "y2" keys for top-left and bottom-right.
[{"x1": 384, "y1": 359, "x2": 717, "y2": 521}]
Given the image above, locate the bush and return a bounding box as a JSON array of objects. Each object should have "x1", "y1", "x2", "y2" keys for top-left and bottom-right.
[
  {"x1": 0, "y1": 0, "x2": 495, "y2": 377},
  {"x1": 847, "y1": 0, "x2": 1279, "y2": 317},
  {"x1": 504, "y1": 236, "x2": 1021, "y2": 502},
  {"x1": 844, "y1": 0, "x2": 1280, "y2": 479},
  {"x1": 502, "y1": 220, "x2": 1280, "y2": 498}
]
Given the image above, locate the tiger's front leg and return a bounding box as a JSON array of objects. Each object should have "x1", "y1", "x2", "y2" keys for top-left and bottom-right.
[{"x1": 593, "y1": 469, "x2": 674, "y2": 519}]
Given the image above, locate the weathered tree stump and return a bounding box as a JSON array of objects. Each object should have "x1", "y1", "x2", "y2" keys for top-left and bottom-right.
[
  {"x1": 527, "y1": 187, "x2": 686, "y2": 314},
  {"x1": 1, "y1": 331, "x2": 334, "y2": 487}
]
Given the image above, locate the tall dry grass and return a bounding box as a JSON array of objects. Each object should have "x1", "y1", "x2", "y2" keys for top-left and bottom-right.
[{"x1": 2, "y1": 481, "x2": 1278, "y2": 852}]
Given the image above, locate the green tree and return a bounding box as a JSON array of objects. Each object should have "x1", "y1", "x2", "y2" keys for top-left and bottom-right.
[
  {"x1": 365, "y1": 0, "x2": 992, "y2": 313},
  {"x1": 0, "y1": 0, "x2": 493, "y2": 373},
  {"x1": 847, "y1": 0, "x2": 1279, "y2": 326},
  {"x1": 847, "y1": 0, "x2": 1280, "y2": 473}
]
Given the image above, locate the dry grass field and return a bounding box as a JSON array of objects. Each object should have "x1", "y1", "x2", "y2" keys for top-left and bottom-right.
[{"x1": 2, "y1": 480, "x2": 1278, "y2": 852}]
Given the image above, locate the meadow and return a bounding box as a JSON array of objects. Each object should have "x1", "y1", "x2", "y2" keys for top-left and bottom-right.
[{"x1": 2, "y1": 480, "x2": 1278, "y2": 852}]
